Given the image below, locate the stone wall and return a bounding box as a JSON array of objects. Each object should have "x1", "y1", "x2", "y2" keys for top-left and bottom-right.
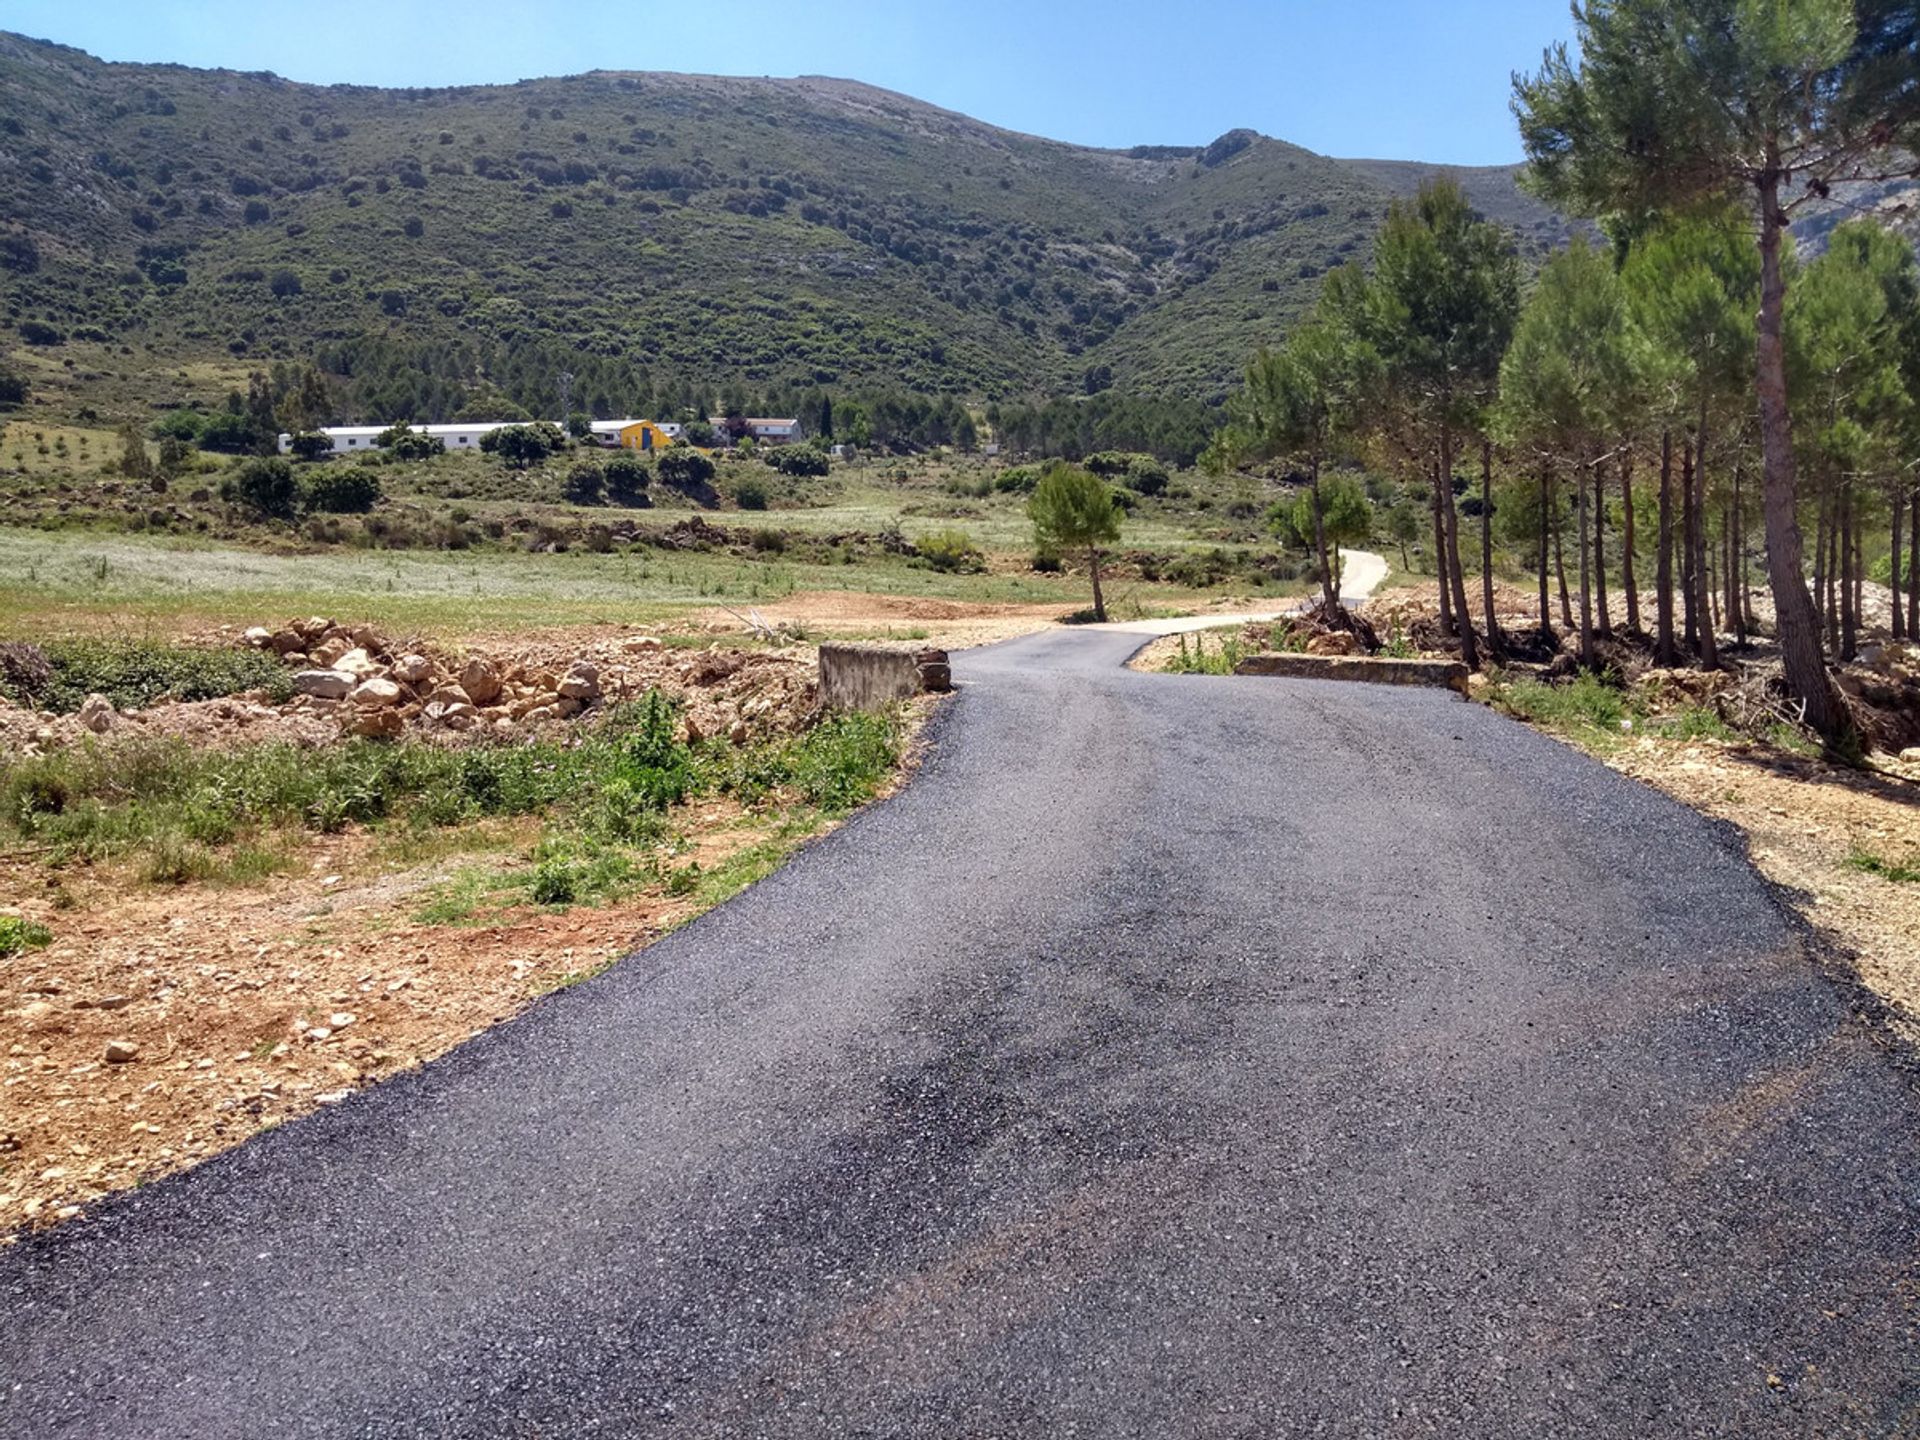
[
  {"x1": 1234, "y1": 653, "x2": 1471, "y2": 696},
  {"x1": 819, "y1": 645, "x2": 952, "y2": 711}
]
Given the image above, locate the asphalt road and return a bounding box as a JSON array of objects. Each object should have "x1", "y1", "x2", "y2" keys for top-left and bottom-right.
[{"x1": 5, "y1": 628, "x2": 1919, "y2": 1438}]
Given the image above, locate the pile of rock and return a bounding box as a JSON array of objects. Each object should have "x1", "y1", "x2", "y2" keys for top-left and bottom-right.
[{"x1": 249, "y1": 620, "x2": 605, "y2": 740}]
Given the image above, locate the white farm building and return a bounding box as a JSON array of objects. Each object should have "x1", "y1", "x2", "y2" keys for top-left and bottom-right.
[{"x1": 277, "y1": 423, "x2": 515, "y2": 456}]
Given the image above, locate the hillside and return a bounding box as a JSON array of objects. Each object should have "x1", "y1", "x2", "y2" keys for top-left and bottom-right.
[
  {"x1": 0, "y1": 32, "x2": 1558, "y2": 425},
  {"x1": 1333, "y1": 158, "x2": 1576, "y2": 251}
]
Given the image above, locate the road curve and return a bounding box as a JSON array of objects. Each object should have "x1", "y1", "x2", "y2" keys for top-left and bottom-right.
[{"x1": 5, "y1": 628, "x2": 1919, "y2": 1438}]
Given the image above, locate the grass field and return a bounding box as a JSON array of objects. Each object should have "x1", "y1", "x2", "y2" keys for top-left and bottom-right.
[{"x1": 0, "y1": 525, "x2": 1111, "y2": 639}]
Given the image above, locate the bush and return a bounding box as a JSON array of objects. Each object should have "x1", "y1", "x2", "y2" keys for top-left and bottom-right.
[
  {"x1": 302, "y1": 466, "x2": 384, "y2": 513},
  {"x1": 389, "y1": 431, "x2": 445, "y2": 461},
  {"x1": 18, "y1": 320, "x2": 63, "y2": 346},
  {"x1": 563, "y1": 460, "x2": 606, "y2": 505},
  {"x1": 0, "y1": 638, "x2": 292, "y2": 713},
  {"x1": 0, "y1": 641, "x2": 53, "y2": 701},
  {"x1": 994, "y1": 465, "x2": 1040, "y2": 494},
  {"x1": 916, "y1": 528, "x2": 985, "y2": 573},
  {"x1": 480, "y1": 423, "x2": 562, "y2": 469},
  {"x1": 1125, "y1": 456, "x2": 1170, "y2": 495},
  {"x1": 733, "y1": 476, "x2": 769, "y2": 510},
  {"x1": 287, "y1": 431, "x2": 334, "y2": 462},
  {"x1": 269, "y1": 269, "x2": 302, "y2": 297},
  {"x1": 768, "y1": 445, "x2": 830, "y2": 477},
  {"x1": 604, "y1": 452, "x2": 652, "y2": 505},
  {"x1": 658, "y1": 449, "x2": 716, "y2": 488},
  {"x1": 220, "y1": 456, "x2": 300, "y2": 519}
]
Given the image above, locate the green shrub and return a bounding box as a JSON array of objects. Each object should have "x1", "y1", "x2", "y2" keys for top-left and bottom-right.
[
  {"x1": 788, "y1": 712, "x2": 899, "y2": 811},
  {"x1": 1125, "y1": 456, "x2": 1170, "y2": 495},
  {"x1": 287, "y1": 431, "x2": 334, "y2": 462},
  {"x1": 658, "y1": 449, "x2": 716, "y2": 488},
  {"x1": 563, "y1": 460, "x2": 606, "y2": 506},
  {"x1": 220, "y1": 456, "x2": 299, "y2": 519},
  {"x1": 768, "y1": 445, "x2": 829, "y2": 477},
  {"x1": 604, "y1": 452, "x2": 652, "y2": 505},
  {"x1": 302, "y1": 466, "x2": 384, "y2": 513},
  {"x1": 388, "y1": 431, "x2": 445, "y2": 461},
  {"x1": 994, "y1": 465, "x2": 1040, "y2": 494},
  {"x1": 916, "y1": 528, "x2": 984, "y2": 573},
  {"x1": 1, "y1": 639, "x2": 292, "y2": 713},
  {"x1": 0, "y1": 915, "x2": 53, "y2": 957},
  {"x1": 733, "y1": 476, "x2": 769, "y2": 510},
  {"x1": 531, "y1": 854, "x2": 580, "y2": 905}
]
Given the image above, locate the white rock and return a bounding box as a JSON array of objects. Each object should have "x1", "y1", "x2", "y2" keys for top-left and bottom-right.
[
  {"x1": 461, "y1": 657, "x2": 504, "y2": 706},
  {"x1": 334, "y1": 648, "x2": 380, "y2": 679},
  {"x1": 293, "y1": 669, "x2": 356, "y2": 700},
  {"x1": 393, "y1": 654, "x2": 433, "y2": 685},
  {"x1": 76, "y1": 693, "x2": 116, "y2": 734},
  {"x1": 242, "y1": 626, "x2": 274, "y2": 648},
  {"x1": 350, "y1": 677, "x2": 404, "y2": 708},
  {"x1": 103, "y1": 1039, "x2": 139, "y2": 1064}
]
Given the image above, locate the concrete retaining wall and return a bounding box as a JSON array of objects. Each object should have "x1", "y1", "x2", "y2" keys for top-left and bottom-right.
[
  {"x1": 1234, "y1": 652, "x2": 1471, "y2": 696},
  {"x1": 820, "y1": 645, "x2": 952, "y2": 711}
]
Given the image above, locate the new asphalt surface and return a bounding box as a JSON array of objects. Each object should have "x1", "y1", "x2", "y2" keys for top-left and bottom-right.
[{"x1": 5, "y1": 627, "x2": 1919, "y2": 1437}]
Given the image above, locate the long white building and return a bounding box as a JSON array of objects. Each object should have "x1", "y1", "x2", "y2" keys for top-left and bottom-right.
[{"x1": 277, "y1": 423, "x2": 519, "y2": 456}]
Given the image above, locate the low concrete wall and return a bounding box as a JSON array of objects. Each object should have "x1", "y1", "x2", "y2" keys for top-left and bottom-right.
[
  {"x1": 819, "y1": 645, "x2": 952, "y2": 711},
  {"x1": 1234, "y1": 652, "x2": 1471, "y2": 696}
]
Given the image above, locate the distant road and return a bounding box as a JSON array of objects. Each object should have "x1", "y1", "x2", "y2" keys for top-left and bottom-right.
[{"x1": 5, "y1": 611, "x2": 1919, "y2": 1437}]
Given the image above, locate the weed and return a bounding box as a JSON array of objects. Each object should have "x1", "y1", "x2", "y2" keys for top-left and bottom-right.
[
  {"x1": 1495, "y1": 671, "x2": 1631, "y2": 732},
  {"x1": 1846, "y1": 848, "x2": 1920, "y2": 884},
  {"x1": 1164, "y1": 629, "x2": 1245, "y2": 675},
  {"x1": 0, "y1": 915, "x2": 53, "y2": 957}
]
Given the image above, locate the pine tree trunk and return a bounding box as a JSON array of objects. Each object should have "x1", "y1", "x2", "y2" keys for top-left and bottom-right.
[
  {"x1": 1839, "y1": 486, "x2": 1854, "y2": 661},
  {"x1": 1553, "y1": 486, "x2": 1573, "y2": 631},
  {"x1": 1430, "y1": 457, "x2": 1453, "y2": 632},
  {"x1": 1694, "y1": 436, "x2": 1718, "y2": 670},
  {"x1": 1656, "y1": 431, "x2": 1676, "y2": 666},
  {"x1": 1681, "y1": 437, "x2": 1699, "y2": 654},
  {"x1": 1310, "y1": 455, "x2": 1336, "y2": 612},
  {"x1": 1577, "y1": 462, "x2": 1595, "y2": 666},
  {"x1": 1481, "y1": 440, "x2": 1501, "y2": 655},
  {"x1": 1731, "y1": 463, "x2": 1748, "y2": 645},
  {"x1": 1089, "y1": 548, "x2": 1106, "y2": 623},
  {"x1": 1892, "y1": 489, "x2": 1906, "y2": 641},
  {"x1": 1593, "y1": 461, "x2": 1612, "y2": 637},
  {"x1": 1728, "y1": 485, "x2": 1743, "y2": 641},
  {"x1": 1813, "y1": 488, "x2": 1831, "y2": 634},
  {"x1": 1825, "y1": 489, "x2": 1841, "y2": 653},
  {"x1": 1620, "y1": 448, "x2": 1640, "y2": 635},
  {"x1": 1537, "y1": 463, "x2": 1552, "y2": 637},
  {"x1": 1439, "y1": 426, "x2": 1479, "y2": 669},
  {"x1": 1908, "y1": 483, "x2": 1919, "y2": 638},
  {"x1": 1755, "y1": 169, "x2": 1845, "y2": 740}
]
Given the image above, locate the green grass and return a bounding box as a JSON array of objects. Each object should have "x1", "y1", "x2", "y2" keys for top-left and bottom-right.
[
  {"x1": 0, "y1": 526, "x2": 1088, "y2": 639},
  {"x1": 1845, "y1": 848, "x2": 1920, "y2": 884},
  {"x1": 1491, "y1": 670, "x2": 1633, "y2": 735},
  {"x1": 0, "y1": 915, "x2": 53, "y2": 957}
]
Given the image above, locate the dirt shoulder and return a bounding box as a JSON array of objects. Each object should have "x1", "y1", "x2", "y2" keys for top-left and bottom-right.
[
  {"x1": 1, "y1": 623, "x2": 943, "y2": 1234},
  {"x1": 1595, "y1": 737, "x2": 1920, "y2": 1035}
]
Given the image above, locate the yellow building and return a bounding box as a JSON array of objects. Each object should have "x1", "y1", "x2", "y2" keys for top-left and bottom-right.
[{"x1": 615, "y1": 420, "x2": 682, "y2": 452}]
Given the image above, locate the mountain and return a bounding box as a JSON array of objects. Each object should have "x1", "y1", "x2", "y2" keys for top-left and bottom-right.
[{"x1": 0, "y1": 32, "x2": 1566, "y2": 422}]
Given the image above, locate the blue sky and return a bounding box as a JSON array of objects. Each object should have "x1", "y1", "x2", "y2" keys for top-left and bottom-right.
[{"x1": 8, "y1": 1, "x2": 1577, "y2": 165}]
